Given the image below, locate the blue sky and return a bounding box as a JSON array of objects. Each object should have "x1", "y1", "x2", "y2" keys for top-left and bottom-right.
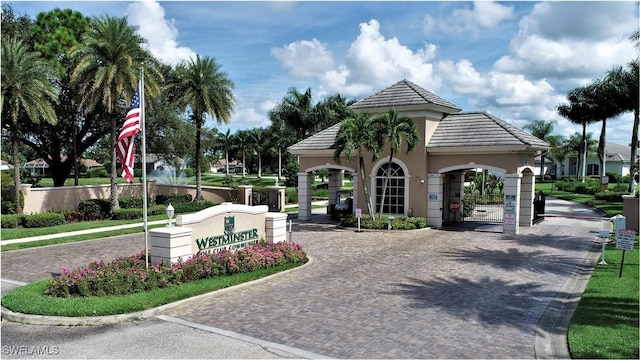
[{"x1": 7, "y1": 1, "x2": 639, "y2": 146}]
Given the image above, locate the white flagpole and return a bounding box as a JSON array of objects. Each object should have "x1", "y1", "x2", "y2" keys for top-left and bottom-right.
[{"x1": 140, "y1": 66, "x2": 149, "y2": 269}]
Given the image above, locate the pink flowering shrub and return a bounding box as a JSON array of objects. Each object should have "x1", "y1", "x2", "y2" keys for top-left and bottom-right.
[{"x1": 44, "y1": 242, "x2": 308, "y2": 298}]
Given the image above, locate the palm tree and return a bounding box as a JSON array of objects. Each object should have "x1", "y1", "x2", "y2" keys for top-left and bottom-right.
[
  {"x1": 268, "y1": 121, "x2": 295, "y2": 180},
  {"x1": 333, "y1": 111, "x2": 383, "y2": 220},
  {"x1": 604, "y1": 60, "x2": 639, "y2": 190},
  {"x1": 216, "y1": 128, "x2": 233, "y2": 174},
  {"x1": 72, "y1": 16, "x2": 160, "y2": 211},
  {"x1": 270, "y1": 87, "x2": 315, "y2": 141},
  {"x1": 249, "y1": 128, "x2": 267, "y2": 178},
  {"x1": 1, "y1": 37, "x2": 59, "y2": 213},
  {"x1": 374, "y1": 109, "x2": 419, "y2": 217},
  {"x1": 232, "y1": 129, "x2": 250, "y2": 177},
  {"x1": 174, "y1": 55, "x2": 235, "y2": 201},
  {"x1": 546, "y1": 135, "x2": 568, "y2": 177},
  {"x1": 523, "y1": 120, "x2": 556, "y2": 180},
  {"x1": 557, "y1": 85, "x2": 600, "y2": 182}
]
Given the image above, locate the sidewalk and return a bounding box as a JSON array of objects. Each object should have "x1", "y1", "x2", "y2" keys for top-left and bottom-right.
[{"x1": 0, "y1": 220, "x2": 166, "y2": 246}]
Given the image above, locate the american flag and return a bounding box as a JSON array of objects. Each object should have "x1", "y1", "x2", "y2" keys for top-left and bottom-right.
[{"x1": 116, "y1": 85, "x2": 141, "y2": 183}]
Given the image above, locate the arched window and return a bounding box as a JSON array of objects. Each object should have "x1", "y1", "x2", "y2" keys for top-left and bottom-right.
[{"x1": 375, "y1": 162, "x2": 405, "y2": 215}]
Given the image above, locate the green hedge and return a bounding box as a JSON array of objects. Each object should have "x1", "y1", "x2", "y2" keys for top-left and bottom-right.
[
  {"x1": 78, "y1": 199, "x2": 111, "y2": 219},
  {"x1": 340, "y1": 215, "x2": 427, "y2": 230},
  {"x1": 594, "y1": 192, "x2": 626, "y2": 202},
  {"x1": 1, "y1": 214, "x2": 23, "y2": 228},
  {"x1": 22, "y1": 213, "x2": 65, "y2": 228},
  {"x1": 172, "y1": 201, "x2": 216, "y2": 214},
  {"x1": 156, "y1": 193, "x2": 192, "y2": 205},
  {"x1": 111, "y1": 205, "x2": 167, "y2": 220}
]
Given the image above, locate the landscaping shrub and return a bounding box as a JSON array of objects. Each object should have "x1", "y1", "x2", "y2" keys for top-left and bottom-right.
[
  {"x1": 149, "y1": 204, "x2": 167, "y2": 215},
  {"x1": 44, "y1": 242, "x2": 308, "y2": 297},
  {"x1": 78, "y1": 199, "x2": 111, "y2": 220},
  {"x1": 118, "y1": 196, "x2": 145, "y2": 209},
  {"x1": 23, "y1": 213, "x2": 65, "y2": 228},
  {"x1": 156, "y1": 193, "x2": 192, "y2": 205},
  {"x1": 339, "y1": 214, "x2": 427, "y2": 230},
  {"x1": 112, "y1": 204, "x2": 167, "y2": 220},
  {"x1": 606, "y1": 171, "x2": 622, "y2": 184},
  {"x1": 87, "y1": 167, "x2": 109, "y2": 178},
  {"x1": 0, "y1": 214, "x2": 22, "y2": 228},
  {"x1": 171, "y1": 201, "x2": 216, "y2": 214},
  {"x1": 1, "y1": 200, "x2": 16, "y2": 215},
  {"x1": 594, "y1": 192, "x2": 626, "y2": 202},
  {"x1": 111, "y1": 208, "x2": 143, "y2": 220},
  {"x1": 285, "y1": 187, "x2": 297, "y2": 203}
]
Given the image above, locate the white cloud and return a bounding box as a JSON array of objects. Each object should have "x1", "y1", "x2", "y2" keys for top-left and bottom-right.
[
  {"x1": 271, "y1": 39, "x2": 335, "y2": 79},
  {"x1": 496, "y1": 1, "x2": 636, "y2": 81},
  {"x1": 424, "y1": 1, "x2": 514, "y2": 35},
  {"x1": 126, "y1": 0, "x2": 196, "y2": 65},
  {"x1": 271, "y1": 19, "x2": 441, "y2": 98}
]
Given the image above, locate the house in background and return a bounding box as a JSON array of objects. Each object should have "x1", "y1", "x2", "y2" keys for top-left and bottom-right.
[
  {"x1": 22, "y1": 157, "x2": 103, "y2": 177},
  {"x1": 0, "y1": 160, "x2": 14, "y2": 171},
  {"x1": 136, "y1": 154, "x2": 186, "y2": 173},
  {"x1": 536, "y1": 142, "x2": 635, "y2": 179}
]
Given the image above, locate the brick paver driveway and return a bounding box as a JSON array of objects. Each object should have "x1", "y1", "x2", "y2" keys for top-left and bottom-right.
[{"x1": 164, "y1": 215, "x2": 604, "y2": 359}]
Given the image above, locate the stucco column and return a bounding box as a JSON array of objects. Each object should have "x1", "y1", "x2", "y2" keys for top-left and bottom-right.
[
  {"x1": 503, "y1": 173, "x2": 522, "y2": 235},
  {"x1": 519, "y1": 172, "x2": 534, "y2": 227},
  {"x1": 328, "y1": 170, "x2": 343, "y2": 207},
  {"x1": 427, "y1": 173, "x2": 444, "y2": 228},
  {"x1": 238, "y1": 185, "x2": 253, "y2": 205},
  {"x1": 297, "y1": 172, "x2": 312, "y2": 220}
]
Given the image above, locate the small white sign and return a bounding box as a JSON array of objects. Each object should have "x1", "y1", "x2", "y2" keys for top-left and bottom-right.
[
  {"x1": 616, "y1": 229, "x2": 636, "y2": 251},
  {"x1": 504, "y1": 214, "x2": 516, "y2": 225},
  {"x1": 355, "y1": 208, "x2": 362, "y2": 219}
]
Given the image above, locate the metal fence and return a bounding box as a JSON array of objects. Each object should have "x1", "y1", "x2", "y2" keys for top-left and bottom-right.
[
  {"x1": 463, "y1": 193, "x2": 504, "y2": 223},
  {"x1": 250, "y1": 188, "x2": 282, "y2": 212}
]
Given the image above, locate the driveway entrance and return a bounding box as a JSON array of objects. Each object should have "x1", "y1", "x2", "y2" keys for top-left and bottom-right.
[{"x1": 163, "y1": 201, "x2": 606, "y2": 359}]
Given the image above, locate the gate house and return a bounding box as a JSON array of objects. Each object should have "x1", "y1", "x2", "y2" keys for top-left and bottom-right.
[{"x1": 288, "y1": 80, "x2": 549, "y2": 234}]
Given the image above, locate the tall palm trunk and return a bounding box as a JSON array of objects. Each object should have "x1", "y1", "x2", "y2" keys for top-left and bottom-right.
[
  {"x1": 194, "y1": 117, "x2": 203, "y2": 201},
  {"x1": 597, "y1": 119, "x2": 606, "y2": 177},
  {"x1": 630, "y1": 110, "x2": 639, "y2": 192},
  {"x1": 11, "y1": 120, "x2": 22, "y2": 214},
  {"x1": 358, "y1": 155, "x2": 375, "y2": 221},
  {"x1": 378, "y1": 148, "x2": 395, "y2": 218}
]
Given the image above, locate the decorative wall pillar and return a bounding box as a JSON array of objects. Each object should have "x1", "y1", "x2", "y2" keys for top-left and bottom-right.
[
  {"x1": 519, "y1": 171, "x2": 534, "y2": 227},
  {"x1": 150, "y1": 227, "x2": 194, "y2": 265},
  {"x1": 238, "y1": 185, "x2": 253, "y2": 205},
  {"x1": 503, "y1": 173, "x2": 522, "y2": 235},
  {"x1": 265, "y1": 212, "x2": 288, "y2": 243},
  {"x1": 297, "y1": 172, "x2": 312, "y2": 220},
  {"x1": 427, "y1": 173, "x2": 444, "y2": 228},
  {"x1": 328, "y1": 170, "x2": 343, "y2": 207}
]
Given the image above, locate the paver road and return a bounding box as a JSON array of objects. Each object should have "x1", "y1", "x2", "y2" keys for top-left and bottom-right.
[{"x1": 164, "y1": 214, "x2": 605, "y2": 359}]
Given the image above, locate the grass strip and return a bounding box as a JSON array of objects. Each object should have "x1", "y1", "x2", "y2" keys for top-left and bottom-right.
[
  {"x1": 1, "y1": 215, "x2": 168, "y2": 240},
  {"x1": 568, "y1": 241, "x2": 639, "y2": 359},
  {"x1": 535, "y1": 183, "x2": 624, "y2": 217},
  {"x1": 1, "y1": 224, "x2": 166, "y2": 251},
  {"x1": 1, "y1": 262, "x2": 300, "y2": 317}
]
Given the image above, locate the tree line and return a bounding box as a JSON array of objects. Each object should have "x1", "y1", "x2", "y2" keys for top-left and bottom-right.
[{"x1": 0, "y1": 5, "x2": 353, "y2": 214}]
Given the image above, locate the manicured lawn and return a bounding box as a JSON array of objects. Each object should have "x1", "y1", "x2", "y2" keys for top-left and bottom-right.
[
  {"x1": 1, "y1": 262, "x2": 302, "y2": 317},
  {"x1": 535, "y1": 182, "x2": 624, "y2": 217},
  {"x1": 568, "y1": 241, "x2": 639, "y2": 359}
]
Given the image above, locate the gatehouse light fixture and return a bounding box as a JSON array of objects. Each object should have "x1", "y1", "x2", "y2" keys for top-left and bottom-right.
[{"x1": 167, "y1": 203, "x2": 175, "y2": 228}]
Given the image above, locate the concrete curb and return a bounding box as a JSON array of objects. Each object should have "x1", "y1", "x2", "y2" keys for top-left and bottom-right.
[
  {"x1": 533, "y1": 236, "x2": 603, "y2": 359},
  {"x1": 1, "y1": 255, "x2": 314, "y2": 326}
]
